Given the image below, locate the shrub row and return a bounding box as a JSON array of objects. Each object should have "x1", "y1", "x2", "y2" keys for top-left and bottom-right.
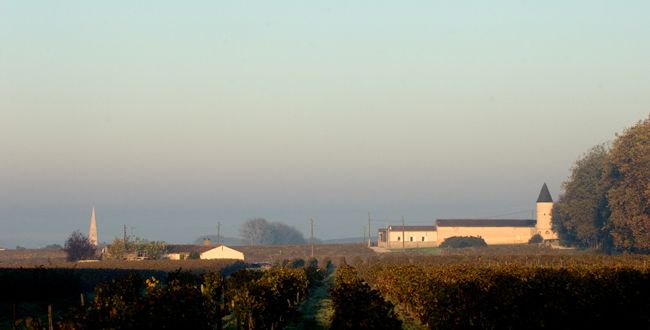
[
  {"x1": 330, "y1": 264, "x2": 402, "y2": 329},
  {"x1": 226, "y1": 267, "x2": 308, "y2": 329},
  {"x1": 60, "y1": 270, "x2": 225, "y2": 329},
  {"x1": 10, "y1": 260, "x2": 323, "y2": 329},
  {"x1": 0, "y1": 267, "x2": 167, "y2": 303},
  {"x1": 359, "y1": 263, "x2": 650, "y2": 329},
  {"x1": 439, "y1": 236, "x2": 487, "y2": 248}
]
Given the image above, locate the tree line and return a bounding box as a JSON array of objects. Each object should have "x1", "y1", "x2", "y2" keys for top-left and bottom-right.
[
  {"x1": 64, "y1": 217, "x2": 307, "y2": 261},
  {"x1": 239, "y1": 218, "x2": 306, "y2": 245},
  {"x1": 553, "y1": 115, "x2": 650, "y2": 252}
]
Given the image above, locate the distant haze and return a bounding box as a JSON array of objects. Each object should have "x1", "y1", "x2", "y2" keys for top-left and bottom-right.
[{"x1": 1, "y1": 2, "x2": 649, "y2": 247}]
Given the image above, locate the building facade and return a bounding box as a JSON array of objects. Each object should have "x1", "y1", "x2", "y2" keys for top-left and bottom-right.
[
  {"x1": 200, "y1": 245, "x2": 245, "y2": 260},
  {"x1": 377, "y1": 184, "x2": 558, "y2": 248},
  {"x1": 377, "y1": 225, "x2": 438, "y2": 248}
]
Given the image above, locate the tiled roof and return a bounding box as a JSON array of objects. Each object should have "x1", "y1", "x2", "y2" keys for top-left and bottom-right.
[
  {"x1": 165, "y1": 245, "x2": 212, "y2": 254},
  {"x1": 384, "y1": 225, "x2": 437, "y2": 231},
  {"x1": 537, "y1": 183, "x2": 553, "y2": 203},
  {"x1": 436, "y1": 219, "x2": 536, "y2": 227}
]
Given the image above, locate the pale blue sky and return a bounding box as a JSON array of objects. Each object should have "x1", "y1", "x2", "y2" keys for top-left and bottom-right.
[{"x1": 1, "y1": 1, "x2": 649, "y2": 247}]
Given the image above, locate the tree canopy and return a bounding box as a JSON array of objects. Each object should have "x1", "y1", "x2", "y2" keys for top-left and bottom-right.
[
  {"x1": 552, "y1": 145, "x2": 611, "y2": 249},
  {"x1": 606, "y1": 116, "x2": 650, "y2": 251},
  {"x1": 553, "y1": 115, "x2": 650, "y2": 252},
  {"x1": 64, "y1": 230, "x2": 97, "y2": 261},
  {"x1": 240, "y1": 218, "x2": 306, "y2": 245},
  {"x1": 104, "y1": 236, "x2": 167, "y2": 260}
]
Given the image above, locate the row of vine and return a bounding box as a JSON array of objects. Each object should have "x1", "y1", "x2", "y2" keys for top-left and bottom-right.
[
  {"x1": 11, "y1": 258, "x2": 329, "y2": 329},
  {"x1": 356, "y1": 260, "x2": 650, "y2": 329}
]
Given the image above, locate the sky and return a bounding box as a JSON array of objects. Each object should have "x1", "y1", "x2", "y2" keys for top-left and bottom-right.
[{"x1": 1, "y1": 1, "x2": 649, "y2": 247}]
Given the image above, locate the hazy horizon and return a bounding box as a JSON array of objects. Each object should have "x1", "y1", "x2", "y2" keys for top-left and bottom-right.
[{"x1": 2, "y1": 2, "x2": 649, "y2": 247}]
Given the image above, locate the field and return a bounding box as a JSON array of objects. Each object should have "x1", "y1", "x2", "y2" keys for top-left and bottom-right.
[
  {"x1": 0, "y1": 243, "x2": 376, "y2": 269},
  {"x1": 3, "y1": 244, "x2": 649, "y2": 329}
]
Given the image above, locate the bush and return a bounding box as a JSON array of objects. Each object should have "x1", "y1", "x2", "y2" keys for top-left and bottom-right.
[
  {"x1": 528, "y1": 233, "x2": 544, "y2": 244},
  {"x1": 60, "y1": 271, "x2": 222, "y2": 329},
  {"x1": 330, "y1": 265, "x2": 402, "y2": 329},
  {"x1": 361, "y1": 263, "x2": 650, "y2": 329},
  {"x1": 227, "y1": 268, "x2": 308, "y2": 329},
  {"x1": 440, "y1": 236, "x2": 487, "y2": 248},
  {"x1": 64, "y1": 231, "x2": 97, "y2": 261}
]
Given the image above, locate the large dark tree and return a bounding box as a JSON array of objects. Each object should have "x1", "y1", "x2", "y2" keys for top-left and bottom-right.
[
  {"x1": 64, "y1": 230, "x2": 97, "y2": 261},
  {"x1": 269, "y1": 222, "x2": 306, "y2": 245},
  {"x1": 240, "y1": 218, "x2": 273, "y2": 245},
  {"x1": 606, "y1": 116, "x2": 650, "y2": 251},
  {"x1": 552, "y1": 145, "x2": 611, "y2": 249},
  {"x1": 240, "y1": 218, "x2": 306, "y2": 245}
]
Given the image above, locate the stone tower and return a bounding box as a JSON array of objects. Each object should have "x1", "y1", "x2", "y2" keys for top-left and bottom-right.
[
  {"x1": 535, "y1": 183, "x2": 557, "y2": 240},
  {"x1": 89, "y1": 207, "x2": 98, "y2": 246}
]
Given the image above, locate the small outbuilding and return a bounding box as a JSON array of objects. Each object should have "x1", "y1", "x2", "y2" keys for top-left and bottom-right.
[
  {"x1": 200, "y1": 245, "x2": 245, "y2": 260},
  {"x1": 164, "y1": 245, "x2": 211, "y2": 260}
]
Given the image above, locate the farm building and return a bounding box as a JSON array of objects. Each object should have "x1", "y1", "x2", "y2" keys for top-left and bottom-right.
[
  {"x1": 164, "y1": 244, "x2": 245, "y2": 260},
  {"x1": 201, "y1": 245, "x2": 245, "y2": 260},
  {"x1": 377, "y1": 183, "x2": 558, "y2": 248},
  {"x1": 377, "y1": 225, "x2": 438, "y2": 248},
  {"x1": 164, "y1": 245, "x2": 210, "y2": 260}
]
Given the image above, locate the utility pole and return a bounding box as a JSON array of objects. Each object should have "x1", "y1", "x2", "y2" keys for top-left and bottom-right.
[
  {"x1": 386, "y1": 221, "x2": 390, "y2": 248},
  {"x1": 310, "y1": 218, "x2": 314, "y2": 258},
  {"x1": 217, "y1": 222, "x2": 221, "y2": 245},
  {"x1": 123, "y1": 224, "x2": 127, "y2": 249},
  {"x1": 402, "y1": 216, "x2": 406, "y2": 249},
  {"x1": 367, "y1": 212, "x2": 372, "y2": 247},
  {"x1": 363, "y1": 226, "x2": 367, "y2": 245}
]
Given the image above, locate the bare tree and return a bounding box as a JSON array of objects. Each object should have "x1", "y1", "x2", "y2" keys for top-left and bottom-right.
[{"x1": 240, "y1": 218, "x2": 272, "y2": 245}]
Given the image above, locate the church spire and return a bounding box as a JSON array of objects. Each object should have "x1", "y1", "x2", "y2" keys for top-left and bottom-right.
[
  {"x1": 536, "y1": 183, "x2": 553, "y2": 203},
  {"x1": 89, "y1": 207, "x2": 98, "y2": 246}
]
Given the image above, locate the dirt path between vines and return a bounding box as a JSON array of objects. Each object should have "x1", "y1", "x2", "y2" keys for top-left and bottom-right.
[{"x1": 287, "y1": 271, "x2": 335, "y2": 330}]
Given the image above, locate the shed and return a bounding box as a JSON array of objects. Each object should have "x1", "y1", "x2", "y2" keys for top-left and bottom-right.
[{"x1": 200, "y1": 245, "x2": 245, "y2": 260}]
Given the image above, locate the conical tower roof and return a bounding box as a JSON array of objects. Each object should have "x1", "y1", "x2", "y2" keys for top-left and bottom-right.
[{"x1": 537, "y1": 183, "x2": 553, "y2": 203}]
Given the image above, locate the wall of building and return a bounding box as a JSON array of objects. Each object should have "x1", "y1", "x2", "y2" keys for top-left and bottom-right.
[
  {"x1": 536, "y1": 202, "x2": 557, "y2": 240},
  {"x1": 378, "y1": 230, "x2": 438, "y2": 248},
  {"x1": 389, "y1": 230, "x2": 437, "y2": 243},
  {"x1": 164, "y1": 253, "x2": 182, "y2": 260},
  {"x1": 437, "y1": 226, "x2": 536, "y2": 245},
  {"x1": 200, "y1": 246, "x2": 245, "y2": 260},
  {"x1": 380, "y1": 240, "x2": 438, "y2": 248}
]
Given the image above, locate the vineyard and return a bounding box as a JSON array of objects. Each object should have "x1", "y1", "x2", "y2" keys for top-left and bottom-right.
[
  {"x1": 2, "y1": 258, "x2": 329, "y2": 329},
  {"x1": 3, "y1": 250, "x2": 650, "y2": 329},
  {"x1": 355, "y1": 254, "x2": 650, "y2": 329}
]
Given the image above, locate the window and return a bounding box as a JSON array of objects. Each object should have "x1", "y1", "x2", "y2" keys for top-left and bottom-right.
[
  {"x1": 397, "y1": 236, "x2": 401, "y2": 241},
  {"x1": 410, "y1": 236, "x2": 413, "y2": 242},
  {"x1": 421, "y1": 237, "x2": 425, "y2": 241}
]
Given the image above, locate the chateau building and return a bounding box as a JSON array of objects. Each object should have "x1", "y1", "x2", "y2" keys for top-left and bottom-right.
[{"x1": 377, "y1": 184, "x2": 558, "y2": 248}]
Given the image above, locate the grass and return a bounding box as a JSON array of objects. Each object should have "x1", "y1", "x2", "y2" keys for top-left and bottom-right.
[{"x1": 286, "y1": 272, "x2": 335, "y2": 330}]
